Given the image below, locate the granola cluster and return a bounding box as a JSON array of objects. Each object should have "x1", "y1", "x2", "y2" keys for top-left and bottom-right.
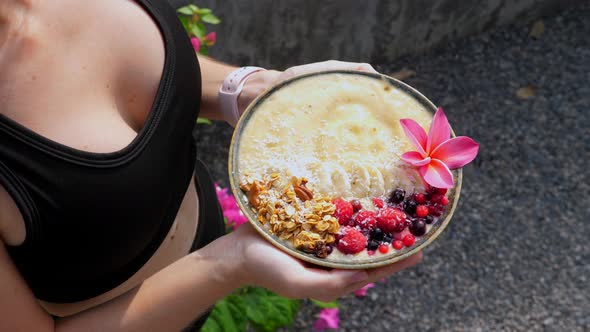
[{"x1": 240, "y1": 174, "x2": 340, "y2": 258}]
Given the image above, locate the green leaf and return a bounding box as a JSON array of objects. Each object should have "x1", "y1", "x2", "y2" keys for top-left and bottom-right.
[
  {"x1": 191, "y1": 24, "x2": 205, "y2": 38},
  {"x1": 201, "y1": 295, "x2": 248, "y2": 332},
  {"x1": 197, "y1": 8, "x2": 213, "y2": 15},
  {"x1": 176, "y1": 6, "x2": 193, "y2": 16},
  {"x1": 199, "y1": 46, "x2": 209, "y2": 56},
  {"x1": 310, "y1": 299, "x2": 339, "y2": 308},
  {"x1": 242, "y1": 287, "x2": 300, "y2": 332},
  {"x1": 201, "y1": 14, "x2": 221, "y2": 24},
  {"x1": 188, "y1": 4, "x2": 199, "y2": 13},
  {"x1": 177, "y1": 16, "x2": 191, "y2": 35},
  {"x1": 196, "y1": 117, "x2": 212, "y2": 125}
]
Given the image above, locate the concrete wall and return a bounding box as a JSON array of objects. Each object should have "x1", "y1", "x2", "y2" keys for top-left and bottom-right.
[{"x1": 181, "y1": 0, "x2": 582, "y2": 68}]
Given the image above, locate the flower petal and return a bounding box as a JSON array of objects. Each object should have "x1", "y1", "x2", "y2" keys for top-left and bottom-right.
[
  {"x1": 400, "y1": 119, "x2": 428, "y2": 156},
  {"x1": 354, "y1": 283, "x2": 375, "y2": 297},
  {"x1": 419, "y1": 159, "x2": 454, "y2": 188},
  {"x1": 401, "y1": 152, "x2": 431, "y2": 166},
  {"x1": 426, "y1": 107, "x2": 451, "y2": 153},
  {"x1": 430, "y1": 136, "x2": 480, "y2": 169}
]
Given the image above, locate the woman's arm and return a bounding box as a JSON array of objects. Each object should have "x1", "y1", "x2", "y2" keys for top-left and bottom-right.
[
  {"x1": 1, "y1": 224, "x2": 421, "y2": 332},
  {"x1": 198, "y1": 57, "x2": 376, "y2": 124}
]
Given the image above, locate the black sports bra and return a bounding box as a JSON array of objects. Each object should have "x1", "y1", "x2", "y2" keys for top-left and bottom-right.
[{"x1": 0, "y1": 0, "x2": 202, "y2": 303}]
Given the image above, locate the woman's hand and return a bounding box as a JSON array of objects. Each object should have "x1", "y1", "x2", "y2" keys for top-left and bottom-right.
[
  {"x1": 223, "y1": 223, "x2": 422, "y2": 302},
  {"x1": 237, "y1": 60, "x2": 378, "y2": 117}
]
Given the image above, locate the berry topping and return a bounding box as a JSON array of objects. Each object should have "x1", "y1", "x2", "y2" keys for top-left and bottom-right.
[
  {"x1": 402, "y1": 234, "x2": 416, "y2": 247},
  {"x1": 350, "y1": 199, "x2": 363, "y2": 212},
  {"x1": 392, "y1": 240, "x2": 404, "y2": 250},
  {"x1": 337, "y1": 227, "x2": 367, "y2": 254},
  {"x1": 388, "y1": 188, "x2": 405, "y2": 205},
  {"x1": 409, "y1": 219, "x2": 427, "y2": 236},
  {"x1": 416, "y1": 205, "x2": 429, "y2": 217},
  {"x1": 372, "y1": 197, "x2": 384, "y2": 209},
  {"x1": 403, "y1": 199, "x2": 417, "y2": 214},
  {"x1": 332, "y1": 198, "x2": 354, "y2": 225},
  {"x1": 367, "y1": 239, "x2": 380, "y2": 251},
  {"x1": 371, "y1": 228, "x2": 384, "y2": 241},
  {"x1": 378, "y1": 244, "x2": 389, "y2": 254},
  {"x1": 394, "y1": 229, "x2": 411, "y2": 240},
  {"x1": 441, "y1": 196, "x2": 450, "y2": 206},
  {"x1": 367, "y1": 250, "x2": 376, "y2": 256},
  {"x1": 383, "y1": 234, "x2": 393, "y2": 243},
  {"x1": 377, "y1": 207, "x2": 407, "y2": 233},
  {"x1": 425, "y1": 215, "x2": 435, "y2": 224},
  {"x1": 431, "y1": 194, "x2": 444, "y2": 204},
  {"x1": 355, "y1": 210, "x2": 377, "y2": 230},
  {"x1": 429, "y1": 204, "x2": 444, "y2": 217},
  {"x1": 415, "y1": 193, "x2": 427, "y2": 204},
  {"x1": 434, "y1": 187, "x2": 448, "y2": 195}
]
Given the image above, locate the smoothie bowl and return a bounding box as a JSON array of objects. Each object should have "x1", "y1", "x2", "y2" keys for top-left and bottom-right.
[{"x1": 228, "y1": 71, "x2": 478, "y2": 269}]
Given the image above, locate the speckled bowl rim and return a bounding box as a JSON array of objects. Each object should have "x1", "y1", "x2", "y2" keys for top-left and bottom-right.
[{"x1": 228, "y1": 70, "x2": 462, "y2": 269}]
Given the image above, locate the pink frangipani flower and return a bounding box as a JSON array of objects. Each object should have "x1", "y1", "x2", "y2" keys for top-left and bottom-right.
[
  {"x1": 313, "y1": 308, "x2": 339, "y2": 331},
  {"x1": 354, "y1": 282, "x2": 375, "y2": 297},
  {"x1": 400, "y1": 107, "x2": 479, "y2": 188}
]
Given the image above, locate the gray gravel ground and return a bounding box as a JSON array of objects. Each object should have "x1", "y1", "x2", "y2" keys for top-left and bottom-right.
[{"x1": 195, "y1": 3, "x2": 590, "y2": 331}]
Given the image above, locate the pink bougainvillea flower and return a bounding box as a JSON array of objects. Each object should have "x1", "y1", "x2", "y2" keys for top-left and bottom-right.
[
  {"x1": 313, "y1": 308, "x2": 339, "y2": 331},
  {"x1": 400, "y1": 107, "x2": 479, "y2": 188},
  {"x1": 215, "y1": 183, "x2": 248, "y2": 229},
  {"x1": 354, "y1": 282, "x2": 375, "y2": 297},
  {"x1": 203, "y1": 31, "x2": 217, "y2": 46},
  {"x1": 190, "y1": 36, "x2": 201, "y2": 52}
]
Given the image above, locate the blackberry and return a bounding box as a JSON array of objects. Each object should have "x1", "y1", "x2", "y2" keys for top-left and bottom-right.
[
  {"x1": 371, "y1": 228, "x2": 384, "y2": 241},
  {"x1": 367, "y1": 239, "x2": 380, "y2": 251},
  {"x1": 383, "y1": 234, "x2": 393, "y2": 243},
  {"x1": 409, "y1": 219, "x2": 427, "y2": 236},
  {"x1": 403, "y1": 199, "x2": 417, "y2": 214},
  {"x1": 388, "y1": 188, "x2": 405, "y2": 205},
  {"x1": 425, "y1": 215, "x2": 435, "y2": 224}
]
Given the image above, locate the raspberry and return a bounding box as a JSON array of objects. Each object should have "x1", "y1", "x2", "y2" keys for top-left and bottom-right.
[
  {"x1": 376, "y1": 207, "x2": 406, "y2": 233},
  {"x1": 416, "y1": 205, "x2": 429, "y2": 217},
  {"x1": 441, "y1": 196, "x2": 449, "y2": 206},
  {"x1": 378, "y1": 244, "x2": 389, "y2": 254},
  {"x1": 415, "y1": 193, "x2": 427, "y2": 204},
  {"x1": 392, "y1": 240, "x2": 404, "y2": 250},
  {"x1": 372, "y1": 197, "x2": 384, "y2": 209},
  {"x1": 403, "y1": 234, "x2": 415, "y2": 247},
  {"x1": 336, "y1": 227, "x2": 367, "y2": 254},
  {"x1": 350, "y1": 199, "x2": 363, "y2": 212},
  {"x1": 355, "y1": 210, "x2": 377, "y2": 230},
  {"x1": 332, "y1": 198, "x2": 353, "y2": 225}
]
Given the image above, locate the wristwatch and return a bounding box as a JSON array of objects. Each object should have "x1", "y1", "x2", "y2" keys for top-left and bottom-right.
[{"x1": 218, "y1": 66, "x2": 266, "y2": 127}]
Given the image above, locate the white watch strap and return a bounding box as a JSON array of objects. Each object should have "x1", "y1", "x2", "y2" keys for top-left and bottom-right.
[{"x1": 218, "y1": 66, "x2": 265, "y2": 127}]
